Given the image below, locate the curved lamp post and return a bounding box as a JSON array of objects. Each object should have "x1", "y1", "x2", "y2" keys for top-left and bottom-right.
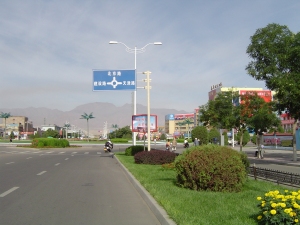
[{"x1": 109, "y1": 41, "x2": 162, "y2": 145}]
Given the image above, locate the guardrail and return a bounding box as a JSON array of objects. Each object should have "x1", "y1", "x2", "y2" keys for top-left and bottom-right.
[{"x1": 248, "y1": 166, "x2": 300, "y2": 188}]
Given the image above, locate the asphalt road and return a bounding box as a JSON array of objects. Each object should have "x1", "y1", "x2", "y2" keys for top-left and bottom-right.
[{"x1": 0, "y1": 146, "x2": 160, "y2": 225}]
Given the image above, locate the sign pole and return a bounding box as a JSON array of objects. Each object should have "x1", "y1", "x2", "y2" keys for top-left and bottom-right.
[{"x1": 144, "y1": 71, "x2": 151, "y2": 151}]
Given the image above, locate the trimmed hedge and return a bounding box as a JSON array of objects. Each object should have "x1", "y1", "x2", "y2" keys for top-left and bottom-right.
[
  {"x1": 134, "y1": 150, "x2": 177, "y2": 165},
  {"x1": 31, "y1": 138, "x2": 70, "y2": 148},
  {"x1": 175, "y1": 145, "x2": 247, "y2": 192},
  {"x1": 125, "y1": 145, "x2": 147, "y2": 156}
]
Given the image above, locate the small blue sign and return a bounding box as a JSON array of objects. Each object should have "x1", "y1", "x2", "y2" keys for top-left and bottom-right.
[{"x1": 93, "y1": 70, "x2": 136, "y2": 91}]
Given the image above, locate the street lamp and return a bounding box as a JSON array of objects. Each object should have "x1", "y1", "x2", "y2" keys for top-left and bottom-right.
[{"x1": 109, "y1": 41, "x2": 162, "y2": 145}]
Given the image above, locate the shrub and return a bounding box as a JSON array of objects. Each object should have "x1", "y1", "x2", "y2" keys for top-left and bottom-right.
[
  {"x1": 125, "y1": 145, "x2": 147, "y2": 156},
  {"x1": 110, "y1": 138, "x2": 128, "y2": 143},
  {"x1": 31, "y1": 138, "x2": 70, "y2": 148},
  {"x1": 134, "y1": 150, "x2": 177, "y2": 165},
  {"x1": 175, "y1": 145, "x2": 246, "y2": 192},
  {"x1": 256, "y1": 189, "x2": 300, "y2": 225}
]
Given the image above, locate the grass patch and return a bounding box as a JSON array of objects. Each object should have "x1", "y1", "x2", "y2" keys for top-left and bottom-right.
[{"x1": 115, "y1": 152, "x2": 297, "y2": 225}]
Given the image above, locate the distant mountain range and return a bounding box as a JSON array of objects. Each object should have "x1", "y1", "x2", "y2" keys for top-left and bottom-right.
[{"x1": 0, "y1": 102, "x2": 189, "y2": 134}]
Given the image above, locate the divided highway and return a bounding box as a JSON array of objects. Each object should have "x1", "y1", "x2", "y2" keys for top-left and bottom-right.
[{"x1": 0, "y1": 146, "x2": 160, "y2": 225}]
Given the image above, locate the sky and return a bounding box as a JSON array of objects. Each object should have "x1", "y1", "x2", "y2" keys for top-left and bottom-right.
[{"x1": 1, "y1": 0, "x2": 300, "y2": 114}]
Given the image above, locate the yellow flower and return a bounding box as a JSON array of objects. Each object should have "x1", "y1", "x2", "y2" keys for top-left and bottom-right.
[
  {"x1": 261, "y1": 203, "x2": 265, "y2": 207},
  {"x1": 284, "y1": 208, "x2": 291, "y2": 214},
  {"x1": 270, "y1": 209, "x2": 276, "y2": 215},
  {"x1": 257, "y1": 215, "x2": 262, "y2": 220},
  {"x1": 295, "y1": 219, "x2": 299, "y2": 223},
  {"x1": 271, "y1": 203, "x2": 277, "y2": 208},
  {"x1": 289, "y1": 212, "x2": 294, "y2": 217},
  {"x1": 280, "y1": 203, "x2": 286, "y2": 208},
  {"x1": 257, "y1": 196, "x2": 262, "y2": 201}
]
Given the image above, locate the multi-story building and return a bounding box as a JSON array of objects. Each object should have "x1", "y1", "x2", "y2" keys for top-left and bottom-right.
[
  {"x1": 0, "y1": 116, "x2": 34, "y2": 138},
  {"x1": 208, "y1": 83, "x2": 295, "y2": 132},
  {"x1": 165, "y1": 113, "x2": 195, "y2": 138}
]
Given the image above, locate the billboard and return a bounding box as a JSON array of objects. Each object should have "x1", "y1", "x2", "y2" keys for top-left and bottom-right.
[
  {"x1": 174, "y1": 113, "x2": 194, "y2": 120},
  {"x1": 239, "y1": 90, "x2": 272, "y2": 103},
  {"x1": 132, "y1": 114, "x2": 158, "y2": 132},
  {"x1": 93, "y1": 70, "x2": 136, "y2": 91}
]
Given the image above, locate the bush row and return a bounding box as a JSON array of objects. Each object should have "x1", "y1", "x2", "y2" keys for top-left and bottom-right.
[
  {"x1": 31, "y1": 138, "x2": 70, "y2": 148},
  {"x1": 134, "y1": 150, "x2": 177, "y2": 165},
  {"x1": 125, "y1": 145, "x2": 147, "y2": 156}
]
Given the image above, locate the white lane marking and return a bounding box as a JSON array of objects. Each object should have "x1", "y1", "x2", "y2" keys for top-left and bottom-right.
[
  {"x1": 26, "y1": 157, "x2": 32, "y2": 159},
  {"x1": 72, "y1": 152, "x2": 77, "y2": 154},
  {"x1": 55, "y1": 163, "x2": 60, "y2": 166},
  {"x1": 0, "y1": 187, "x2": 19, "y2": 197},
  {"x1": 46, "y1": 151, "x2": 53, "y2": 154},
  {"x1": 59, "y1": 152, "x2": 65, "y2": 154},
  {"x1": 84, "y1": 152, "x2": 89, "y2": 154},
  {"x1": 6, "y1": 162, "x2": 15, "y2": 165},
  {"x1": 37, "y1": 171, "x2": 47, "y2": 175},
  {"x1": 71, "y1": 155, "x2": 74, "y2": 157},
  {"x1": 65, "y1": 158, "x2": 69, "y2": 160},
  {"x1": 97, "y1": 152, "x2": 101, "y2": 154}
]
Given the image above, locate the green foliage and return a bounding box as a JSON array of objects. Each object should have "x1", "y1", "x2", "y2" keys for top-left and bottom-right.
[
  {"x1": 175, "y1": 145, "x2": 247, "y2": 192},
  {"x1": 134, "y1": 150, "x2": 177, "y2": 165},
  {"x1": 31, "y1": 138, "x2": 70, "y2": 148},
  {"x1": 10, "y1": 131, "x2": 14, "y2": 139},
  {"x1": 42, "y1": 129, "x2": 59, "y2": 138},
  {"x1": 208, "y1": 128, "x2": 220, "y2": 143},
  {"x1": 110, "y1": 125, "x2": 132, "y2": 139},
  {"x1": 125, "y1": 145, "x2": 147, "y2": 156},
  {"x1": 191, "y1": 126, "x2": 208, "y2": 144},
  {"x1": 246, "y1": 23, "x2": 300, "y2": 121},
  {"x1": 110, "y1": 138, "x2": 128, "y2": 143},
  {"x1": 223, "y1": 131, "x2": 228, "y2": 145},
  {"x1": 252, "y1": 133, "x2": 257, "y2": 144},
  {"x1": 160, "y1": 133, "x2": 166, "y2": 140},
  {"x1": 237, "y1": 130, "x2": 250, "y2": 146},
  {"x1": 256, "y1": 190, "x2": 300, "y2": 225},
  {"x1": 281, "y1": 140, "x2": 293, "y2": 147}
]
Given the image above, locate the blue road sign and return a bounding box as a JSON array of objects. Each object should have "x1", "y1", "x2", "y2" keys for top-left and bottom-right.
[{"x1": 93, "y1": 70, "x2": 136, "y2": 91}]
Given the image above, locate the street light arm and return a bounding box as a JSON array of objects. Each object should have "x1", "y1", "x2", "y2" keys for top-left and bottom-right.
[{"x1": 109, "y1": 41, "x2": 162, "y2": 54}]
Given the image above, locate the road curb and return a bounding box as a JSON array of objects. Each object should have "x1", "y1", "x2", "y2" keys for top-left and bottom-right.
[{"x1": 114, "y1": 156, "x2": 176, "y2": 225}]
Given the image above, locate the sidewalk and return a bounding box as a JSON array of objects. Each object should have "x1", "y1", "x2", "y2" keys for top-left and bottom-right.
[{"x1": 232, "y1": 146, "x2": 300, "y2": 174}]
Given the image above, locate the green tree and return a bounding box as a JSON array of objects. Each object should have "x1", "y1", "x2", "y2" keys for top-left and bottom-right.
[
  {"x1": 208, "y1": 128, "x2": 220, "y2": 144},
  {"x1": 160, "y1": 133, "x2": 166, "y2": 140},
  {"x1": 0, "y1": 112, "x2": 11, "y2": 139},
  {"x1": 80, "y1": 113, "x2": 95, "y2": 141},
  {"x1": 184, "y1": 118, "x2": 193, "y2": 139},
  {"x1": 200, "y1": 91, "x2": 248, "y2": 151},
  {"x1": 42, "y1": 129, "x2": 59, "y2": 138},
  {"x1": 236, "y1": 130, "x2": 250, "y2": 146},
  {"x1": 243, "y1": 93, "x2": 280, "y2": 158},
  {"x1": 10, "y1": 131, "x2": 14, "y2": 139},
  {"x1": 191, "y1": 126, "x2": 208, "y2": 145},
  {"x1": 246, "y1": 23, "x2": 300, "y2": 161}
]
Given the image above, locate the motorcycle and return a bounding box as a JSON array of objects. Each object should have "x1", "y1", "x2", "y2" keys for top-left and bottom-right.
[
  {"x1": 104, "y1": 142, "x2": 113, "y2": 153},
  {"x1": 184, "y1": 142, "x2": 189, "y2": 148}
]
